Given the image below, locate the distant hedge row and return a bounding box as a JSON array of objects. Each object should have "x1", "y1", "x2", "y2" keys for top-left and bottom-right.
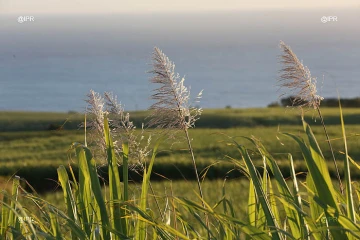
[{"x1": 269, "y1": 96, "x2": 360, "y2": 108}]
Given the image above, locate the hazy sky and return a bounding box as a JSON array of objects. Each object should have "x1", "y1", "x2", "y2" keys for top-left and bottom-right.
[{"x1": 1, "y1": 0, "x2": 359, "y2": 14}]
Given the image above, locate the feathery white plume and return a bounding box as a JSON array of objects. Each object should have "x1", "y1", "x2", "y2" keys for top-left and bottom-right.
[
  {"x1": 148, "y1": 47, "x2": 202, "y2": 130},
  {"x1": 278, "y1": 41, "x2": 323, "y2": 109}
]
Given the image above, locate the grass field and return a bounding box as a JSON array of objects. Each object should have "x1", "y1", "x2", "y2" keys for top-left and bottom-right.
[
  {"x1": 10, "y1": 179, "x2": 253, "y2": 237},
  {"x1": 40, "y1": 179, "x2": 251, "y2": 217},
  {"x1": 0, "y1": 108, "x2": 360, "y2": 190},
  {"x1": 1, "y1": 126, "x2": 360, "y2": 165},
  {"x1": 14, "y1": 177, "x2": 344, "y2": 236},
  {"x1": 2, "y1": 44, "x2": 360, "y2": 238},
  {"x1": 1, "y1": 107, "x2": 360, "y2": 131}
]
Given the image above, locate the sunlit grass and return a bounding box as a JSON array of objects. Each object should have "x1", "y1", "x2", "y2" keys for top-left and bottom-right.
[{"x1": 1, "y1": 124, "x2": 360, "y2": 169}]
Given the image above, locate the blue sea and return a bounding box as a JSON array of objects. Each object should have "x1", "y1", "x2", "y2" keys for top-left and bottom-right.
[{"x1": 0, "y1": 9, "x2": 359, "y2": 112}]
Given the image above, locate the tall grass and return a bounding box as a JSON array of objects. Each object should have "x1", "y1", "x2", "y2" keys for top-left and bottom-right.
[
  {"x1": 1, "y1": 44, "x2": 360, "y2": 239},
  {"x1": 147, "y1": 47, "x2": 209, "y2": 233},
  {"x1": 279, "y1": 41, "x2": 343, "y2": 193}
]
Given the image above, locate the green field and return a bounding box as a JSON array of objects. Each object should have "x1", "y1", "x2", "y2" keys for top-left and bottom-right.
[
  {"x1": 1, "y1": 107, "x2": 360, "y2": 131},
  {"x1": 1, "y1": 108, "x2": 360, "y2": 191},
  {"x1": 12, "y1": 177, "x2": 344, "y2": 237},
  {"x1": 11, "y1": 179, "x2": 257, "y2": 237},
  {"x1": 40, "y1": 179, "x2": 251, "y2": 219}
]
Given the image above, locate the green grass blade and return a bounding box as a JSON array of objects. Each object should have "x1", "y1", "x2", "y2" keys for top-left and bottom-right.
[
  {"x1": 178, "y1": 197, "x2": 272, "y2": 240},
  {"x1": 57, "y1": 166, "x2": 78, "y2": 240},
  {"x1": 302, "y1": 120, "x2": 337, "y2": 201},
  {"x1": 305, "y1": 174, "x2": 326, "y2": 239},
  {"x1": 49, "y1": 208, "x2": 62, "y2": 239},
  {"x1": 327, "y1": 208, "x2": 360, "y2": 238},
  {"x1": 189, "y1": 207, "x2": 216, "y2": 239},
  {"x1": 122, "y1": 142, "x2": 129, "y2": 203},
  {"x1": 127, "y1": 203, "x2": 178, "y2": 239},
  {"x1": 283, "y1": 129, "x2": 339, "y2": 211},
  {"x1": 103, "y1": 117, "x2": 126, "y2": 237},
  {"x1": 235, "y1": 143, "x2": 282, "y2": 240},
  {"x1": 259, "y1": 156, "x2": 268, "y2": 229},
  {"x1": 135, "y1": 139, "x2": 161, "y2": 240},
  {"x1": 1, "y1": 192, "x2": 10, "y2": 236},
  {"x1": 268, "y1": 177, "x2": 281, "y2": 230},
  {"x1": 289, "y1": 154, "x2": 309, "y2": 239},
  {"x1": 122, "y1": 142, "x2": 129, "y2": 234},
  {"x1": 7, "y1": 176, "x2": 20, "y2": 228},
  {"x1": 220, "y1": 179, "x2": 235, "y2": 239},
  {"x1": 284, "y1": 120, "x2": 346, "y2": 239},
  {"x1": 75, "y1": 143, "x2": 92, "y2": 237},
  {"x1": 339, "y1": 99, "x2": 355, "y2": 222},
  {"x1": 250, "y1": 138, "x2": 302, "y2": 239},
  {"x1": 248, "y1": 179, "x2": 256, "y2": 226},
  {"x1": 222, "y1": 178, "x2": 228, "y2": 216},
  {"x1": 1, "y1": 195, "x2": 38, "y2": 239},
  {"x1": 75, "y1": 143, "x2": 110, "y2": 239},
  {"x1": 50, "y1": 205, "x2": 89, "y2": 239}
]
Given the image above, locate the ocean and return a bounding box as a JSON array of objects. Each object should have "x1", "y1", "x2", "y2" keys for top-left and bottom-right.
[{"x1": 0, "y1": 9, "x2": 359, "y2": 112}]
